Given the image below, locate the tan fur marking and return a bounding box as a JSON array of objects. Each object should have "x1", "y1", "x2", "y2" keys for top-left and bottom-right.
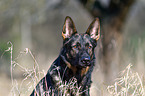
[
  {"x1": 65, "y1": 62, "x2": 77, "y2": 74},
  {"x1": 96, "y1": 35, "x2": 100, "y2": 41},
  {"x1": 60, "y1": 55, "x2": 77, "y2": 74},
  {"x1": 62, "y1": 31, "x2": 66, "y2": 40},
  {"x1": 81, "y1": 66, "x2": 90, "y2": 77},
  {"x1": 70, "y1": 66, "x2": 77, "y2": 74}
]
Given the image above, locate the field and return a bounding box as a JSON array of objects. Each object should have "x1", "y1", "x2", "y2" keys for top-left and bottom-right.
[{"x1": 0, "y1": 42, "x2": 144, "y2": 96}]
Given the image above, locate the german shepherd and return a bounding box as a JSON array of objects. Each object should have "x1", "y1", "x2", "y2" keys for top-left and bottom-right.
[{"x1": 30, "y1": 16, "x2": 100, "y2": 96}]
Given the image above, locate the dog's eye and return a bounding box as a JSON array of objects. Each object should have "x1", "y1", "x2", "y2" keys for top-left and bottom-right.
[
  {"x1": 88, "y1": 46, "x2": 92, "y2": 49},
  {"x1": 73, "y1": 45, "x2": 77, "y2": 48}
]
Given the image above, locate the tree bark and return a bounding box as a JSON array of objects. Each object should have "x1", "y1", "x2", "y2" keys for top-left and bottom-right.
[{"x1": 80, "y1": 0, "x2": 135, "y2": 83}]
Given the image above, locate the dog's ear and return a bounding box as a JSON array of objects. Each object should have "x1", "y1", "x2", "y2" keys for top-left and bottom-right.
[
  {"x1": 86, "y1": 18, "x2": 100, "y2": 41},
  {"x1": 62, "y1": 16, "x2": 77, "y2": 40}
]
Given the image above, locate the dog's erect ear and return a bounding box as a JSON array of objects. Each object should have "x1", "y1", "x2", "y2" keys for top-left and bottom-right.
[
  {"x1": 62, "y1": 16, "x2": 77, "y2": 40},
  {"x1": 86, "y1": 18, "x2": 100, "y2": 41}
]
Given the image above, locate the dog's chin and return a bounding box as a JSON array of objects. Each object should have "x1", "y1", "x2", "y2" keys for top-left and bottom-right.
[
  {"x1": 77, "y1": 63, "x2": 91, "y2": 68},
  {"x1": 71, "y1": 61, "x2": 91, "y2": 68}
]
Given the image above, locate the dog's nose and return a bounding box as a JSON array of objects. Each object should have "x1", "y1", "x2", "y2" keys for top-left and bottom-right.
[{"x1": 81, "y1": 57, "x2": 91, "y2": 65}]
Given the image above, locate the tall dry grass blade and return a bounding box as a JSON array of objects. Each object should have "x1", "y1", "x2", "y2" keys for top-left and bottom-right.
[{"x1": 107, "y1": 64, "x2": 145, "y2": 96}]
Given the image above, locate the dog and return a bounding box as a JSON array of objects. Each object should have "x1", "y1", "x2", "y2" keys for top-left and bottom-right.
[{"x1": 30, "y1": 16, "x2": 100, "y2": 96}]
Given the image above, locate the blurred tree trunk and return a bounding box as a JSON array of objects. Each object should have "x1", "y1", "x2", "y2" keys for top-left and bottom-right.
[{"x1": 79, "y1": 0, "x2": 135, "y2": 83}]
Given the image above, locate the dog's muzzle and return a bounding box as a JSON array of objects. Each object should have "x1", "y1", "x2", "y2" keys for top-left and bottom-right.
[{"x1": 80, "y1": 56, "x2": 91, "y2": 67}]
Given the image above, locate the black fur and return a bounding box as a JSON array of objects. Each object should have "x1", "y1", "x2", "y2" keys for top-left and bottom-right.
[{"x1": 30, "y1": 16, "x2": 100, "y2": 96}]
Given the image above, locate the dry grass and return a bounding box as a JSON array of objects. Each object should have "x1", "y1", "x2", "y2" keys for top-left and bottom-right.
[
  {"x1": 107, "y1": 64, "x2": 145, "y2": 96},
  {"x1": 4, "y1": 41, "x2": 42, "y2": 96},
  {"x1": 5, "y1": 42, "x2": 83, "y2": 96},
  {"x1": 3, "y1": 42, "x2": 145, "y2": 96}
]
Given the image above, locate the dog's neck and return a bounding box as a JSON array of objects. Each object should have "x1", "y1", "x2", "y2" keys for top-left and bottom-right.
[
  {"x1": 60, "y1": 55, "x2": 90, "y2": 80},
  {"x1": 60, "y1": 55, "x2": 77, "y2": 73}
]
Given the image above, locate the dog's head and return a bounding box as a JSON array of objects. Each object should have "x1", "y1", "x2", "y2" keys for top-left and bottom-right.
[{"x1": 61, "y1": 16, "x2": 100, "y2": 68}]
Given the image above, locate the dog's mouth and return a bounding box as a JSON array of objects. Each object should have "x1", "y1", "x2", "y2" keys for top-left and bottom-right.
[
  {"x1": 77, "y1": 61, "x2": 91, "y2": 68},
  {"x1": 78, "y1": 63, "x2": 91, "y2": 68},
  {"x1": 81, "y1": 60, "x2": 91, "y2": 66},
  {"x1": 77, "y1": 56, "x2": 91, "y2": 68}
]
